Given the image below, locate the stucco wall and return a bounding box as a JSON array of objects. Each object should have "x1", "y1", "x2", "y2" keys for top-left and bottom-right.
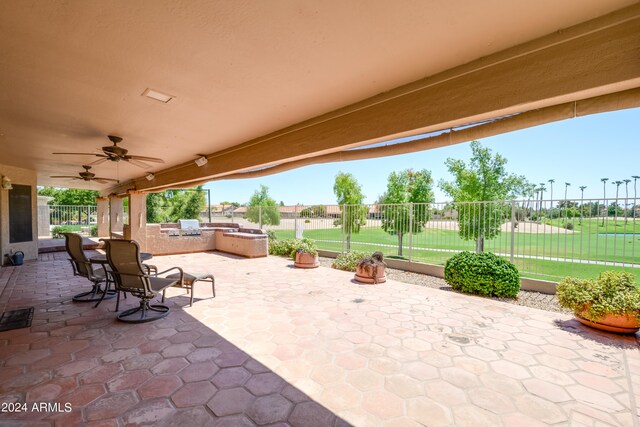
[{"x1": 0, "y1": 164, "x2": 38, "y2": 264}]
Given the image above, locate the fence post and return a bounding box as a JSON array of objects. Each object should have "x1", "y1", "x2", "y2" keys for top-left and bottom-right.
[
  {"x1": 259, "y1": 206, "x2": 262, "y2": 229},
  {"x1": 510, "y1": 200, "x2": 516, "y2": 263},
  {"x1": 408, "y1": 202, "x2": 414, "y2": 262}
]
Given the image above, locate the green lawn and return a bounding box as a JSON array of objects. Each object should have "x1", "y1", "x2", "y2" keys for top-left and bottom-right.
[
  {"x1": 543, "y1": 217, "x2": 639, "y2": 234},
  {"x1": 270, "y1": 222, "x2": 640, "y2": 282}
]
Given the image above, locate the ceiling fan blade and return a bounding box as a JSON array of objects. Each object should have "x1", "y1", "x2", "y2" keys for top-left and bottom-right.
[
  {"x1": 124, "y1": 158, "x2": 153, "y2": 169},
  {"x1": 127, "y1": 155, "x2": 165, "y2": 163},
  {"x1": 94, "y1": 178, "x2": 120, "y2": 184},
  {"x1": 52, "y1": 152, "x2": 101, "y2": 156},
  {"x1": 87, "y1": 157, "x2": 110, "y2": 166},
  {"x1": 50, "y1": 175, "x2": 80, "y2": 179}
]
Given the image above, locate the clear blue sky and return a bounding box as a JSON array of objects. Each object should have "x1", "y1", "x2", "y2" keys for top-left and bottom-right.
[{"x1": 203, "y1": 107, "x2": 640, "y2": 205}]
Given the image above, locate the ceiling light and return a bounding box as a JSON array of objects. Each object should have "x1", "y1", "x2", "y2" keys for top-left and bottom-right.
[
  {"x1": 195, "y1": 156, "x2": 208, "y2": 167},
  {"x1": 142, "y1": 88, "x2": 174, "y2": 103},
  {"x1": 145, "y1": 173, "x2": 155, "y2": 181}
]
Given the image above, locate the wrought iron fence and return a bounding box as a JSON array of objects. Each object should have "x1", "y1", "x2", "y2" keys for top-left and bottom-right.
[
  {"x1": 239, "y1": 199, "x2": 639, "y2": 282},
  {"x1": 47, "y1": 205, "x2": 97, "y2": 235}
]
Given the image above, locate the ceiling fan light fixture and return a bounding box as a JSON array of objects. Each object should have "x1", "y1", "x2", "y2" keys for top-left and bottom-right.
[
  {"x1": 142, "y1": 88, "x2": 174, "y2": 103},
  {"x1": 195, "y1": 156, "x2": 208, "y2": 167},
  {"x1": 146, "y1": 173, "x2": 155, "y2": 181}
]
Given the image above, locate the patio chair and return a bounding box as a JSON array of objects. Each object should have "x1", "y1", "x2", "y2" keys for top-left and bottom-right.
[
  {"x1": 101, "y1": 239, "x2": 183, "y2": 323},
  {"x1": 63, "y1": 232, "x2": 115, "y2": 307}
]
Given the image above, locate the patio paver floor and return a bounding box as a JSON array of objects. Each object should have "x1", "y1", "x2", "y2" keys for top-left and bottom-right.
[{"x1": 0, "y1": 251, "x2": 639, "y2": 426}]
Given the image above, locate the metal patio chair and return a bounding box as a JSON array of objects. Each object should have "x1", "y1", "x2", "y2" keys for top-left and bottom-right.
[
  {"x1": 101, "y1": 239, "x2": 183, "y2": 323},
  {"x1": 63, "y1": 232, "x2": 115, "y2": 307}
]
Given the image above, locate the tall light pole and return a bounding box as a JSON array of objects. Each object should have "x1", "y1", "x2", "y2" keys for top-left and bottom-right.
[
  {"x1": 579, "y1": 186, "x2": 587, "y2": 225},
  {"x1": 601, "y1": 178, "x2": 609, "y2": 226}
]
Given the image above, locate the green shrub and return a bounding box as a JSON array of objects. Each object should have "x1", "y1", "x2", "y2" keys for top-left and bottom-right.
[
  {"x1": 564, "y1": 221, "x2": 574, "y2": 230},
  {"x1": 90, "y1": 225, "x2": 98, "y2": 237},
  {"x1": 51, "y1": 226, "x2": 73, "y2": 239},
  {"x1": 332, "y1": 251, "x2": 369, "y2": 272},
  {"x1": 269, "y1": 238, "x2": 317, "y2": 259},
  {"x1": 556, "y1": 271, "x2": 640, "y2": 322},
  {"x1": 269, "y1": 238, "x2": 297, "y2": 256},
  {"x1": 444, "y1": 251, "x2": 520, "y2": 298}
]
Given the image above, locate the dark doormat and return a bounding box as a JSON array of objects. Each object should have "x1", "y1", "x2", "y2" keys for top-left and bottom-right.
[{"x1": 0, "y1": 307, "x2": 34, "y2": 332}]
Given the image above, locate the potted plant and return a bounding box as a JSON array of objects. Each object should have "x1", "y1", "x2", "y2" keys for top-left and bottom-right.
[
  {"x1": 354, "y1": 251, "x2": 387, "y2": 284},
  {"x1": 292, "y1": 238, "x2": 319, "y2": 269},
  {"x1": 556, "y1": 271, "x2": 640, "y2": 334}
]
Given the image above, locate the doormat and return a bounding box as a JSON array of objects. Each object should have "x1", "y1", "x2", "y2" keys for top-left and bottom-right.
[{"x1": 0, "y1": 307, "x2": 34, "y2": 332}]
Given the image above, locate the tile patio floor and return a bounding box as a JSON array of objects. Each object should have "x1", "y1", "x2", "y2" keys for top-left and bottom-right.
[{"x1": 0, "y1": 251, "x2": 639, "y2": 426}]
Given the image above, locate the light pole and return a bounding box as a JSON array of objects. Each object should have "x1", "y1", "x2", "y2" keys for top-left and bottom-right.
[
  {"x1": 579, "y1": 186, "x2": 586, "y2": 225},
  {"x1": 601, "y1": 178, "x2": 609, "y2": 226}
]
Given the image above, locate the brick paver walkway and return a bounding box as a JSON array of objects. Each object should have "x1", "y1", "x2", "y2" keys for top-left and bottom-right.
[{"x1": 0, "y1": 251, "x2": 639, "y2": 426}]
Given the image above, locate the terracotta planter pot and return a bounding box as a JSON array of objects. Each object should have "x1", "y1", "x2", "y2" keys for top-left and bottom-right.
[
  {"x1": 354, "y1": 264, "x2": 387, "y2": 284},
  {"x1": 294, "y1": 252, "x2": 319, "y2": 269},
  {"x1": 576, "y1": 310, "x2": 640, "y2": 334}
]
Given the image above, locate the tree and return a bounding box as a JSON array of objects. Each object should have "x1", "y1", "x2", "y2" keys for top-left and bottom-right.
[
  {"x1": 333, "y1": 172, "x2": 367, "y2": 250},
  {"x1": 246, "y1": 185, "x2": 280, "y2": 226},
  {"x1": 168, "y1": 187, "x2": 206, "y2": 220},
  {"x1": 38, "y1": 187, "x2": 99, "y2": 205},
  {"x1": 300, "y1": 205, "x2": 327, "y2": 218},
  {"x1": 439, "y1": 140, "x2": 529, "y2": 252},
  {"x1": 146, "y1": 192, "x2": 168, "y2": 223},
  {"x1": 379, "y1": 169, "x2": 435, "y2": 257},
  {"x1": 146, "y1": 187, "x2": 206, "y2": 223}
]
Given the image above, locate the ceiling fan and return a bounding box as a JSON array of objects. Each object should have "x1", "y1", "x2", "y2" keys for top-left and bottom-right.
[
  {"x1": 53, "y1": 135, "x2": 165, "y2": 169},
  {"x1": 50, "y1": 165, "x2": 119, "y2": 184}
]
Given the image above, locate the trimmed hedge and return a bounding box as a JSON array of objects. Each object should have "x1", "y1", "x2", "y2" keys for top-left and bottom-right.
[{"x1": 444, "y1": 251, "x2": 520, "y2": 298}]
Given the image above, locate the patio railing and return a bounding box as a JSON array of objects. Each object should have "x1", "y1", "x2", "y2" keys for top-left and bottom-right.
[{"x1": 239, "y1": 199, "x2": 639, "y2": 282}]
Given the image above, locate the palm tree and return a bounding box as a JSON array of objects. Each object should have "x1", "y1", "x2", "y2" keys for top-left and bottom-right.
[
  {"x1": 579, "y1": 186, "x2": 587, "y2": 225},
  {"x1": 624, "y1": 179, "x2": 631, "y2": 223},
  {"x1": 564, "y1": 182, "x2": 571, "y2": 201},
  {"x1": 613, "y1": 180, "x2": 623, "y2": 224},
  {"x1": 632, "y1": 175, "x2": 639, "y2": 222},
  {"x1": 601, "y1": 177, "x2": 609, "y2": 226},
  {"x1": 548, "y1": 179, "x2": 555, "y2": 205},
  {"x1": 539, "y1": 184, "x2": 547, "y2": 218}
]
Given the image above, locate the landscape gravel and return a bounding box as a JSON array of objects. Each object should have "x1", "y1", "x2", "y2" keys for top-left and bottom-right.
[{"x1": 318, "y1": 257, "x2": 571, "y2": 315}]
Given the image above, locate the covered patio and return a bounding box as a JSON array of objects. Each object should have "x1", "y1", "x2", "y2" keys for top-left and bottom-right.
[
  {"x1": 2, "y1": 1, "x2": 640, "y2": 425},
  {"x1": 1, "y1": 251, "x2": 638, "y2": 425}
]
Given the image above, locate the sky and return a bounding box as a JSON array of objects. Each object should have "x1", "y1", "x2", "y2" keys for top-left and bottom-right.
[{"x1": 203, "y1": 107, "x2": 640, "y2": 206}]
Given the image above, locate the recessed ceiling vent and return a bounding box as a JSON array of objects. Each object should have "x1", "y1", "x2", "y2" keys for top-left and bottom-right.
[{"x1": 142, "y1": 88, "x2": 174, "y2": 103}]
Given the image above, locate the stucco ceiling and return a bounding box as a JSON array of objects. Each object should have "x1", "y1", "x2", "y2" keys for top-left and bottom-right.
[{"x1": 0, "y1": 0, "x2": 637, "y2": 189}]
